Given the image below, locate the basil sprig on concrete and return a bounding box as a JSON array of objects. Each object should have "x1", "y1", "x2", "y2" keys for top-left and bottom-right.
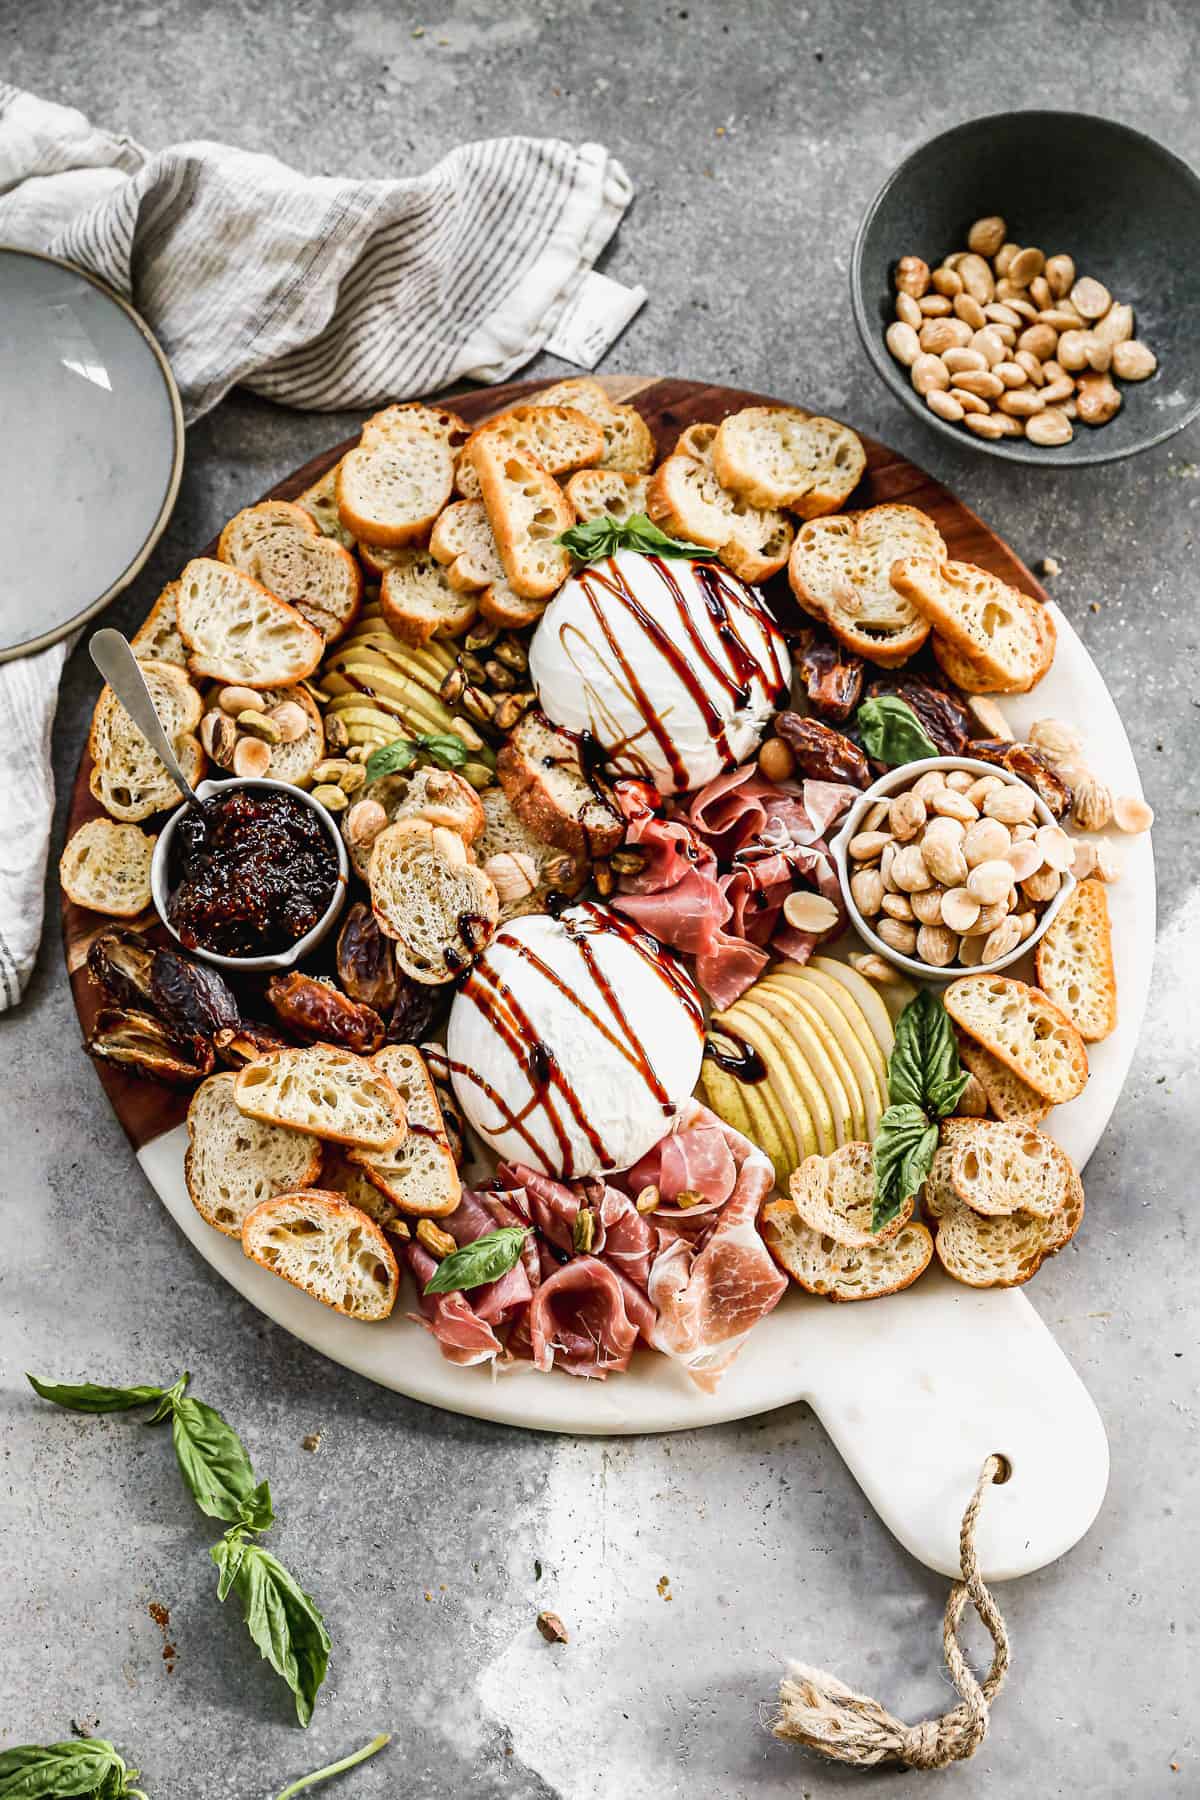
[
  {"x1": 423, "y1": 1225, "x2": 530, "y2": 1295},
  {"x1": 0, "y1": 1739, "x2": 147, "y2": 1799},
  {"x1": 558, "y1": 511, "x2": 719, "y2": 564},
  {"x1": 855, "y1": 695, "x2": 940, "y2": 766},
  {"x1": 871, "y1": 991, "x2": 968, "y2": 1232},
  {"x1": 28, "y1": 1370, "x2": 323, "y2": 1725}
]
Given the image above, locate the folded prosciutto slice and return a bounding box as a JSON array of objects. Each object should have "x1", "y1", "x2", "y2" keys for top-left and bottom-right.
[
  {"x1": 525, "y1": 1255, "x2": 640, "y2": 1379},
  {"x1": 405, "y1": 1187, "x2": 534, "y2": 1366}
]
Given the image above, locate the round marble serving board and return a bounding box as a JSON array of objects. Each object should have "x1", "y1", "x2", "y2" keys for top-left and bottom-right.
[{"x1": 63, "y1": 377, "x2": 1152, "y2": 1579}]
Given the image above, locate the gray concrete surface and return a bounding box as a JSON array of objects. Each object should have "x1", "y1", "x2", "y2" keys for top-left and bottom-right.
[{"x1": 2, "y1": 3, "x2": 1198, "y2": 1795}]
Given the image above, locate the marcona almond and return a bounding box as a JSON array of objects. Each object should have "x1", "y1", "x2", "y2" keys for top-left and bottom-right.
[
  {"x1": 993, "y1": 242, "x2": 1019, "y2": 276},
  {"x1": 993, "y1": 360, "x2": 1029, "y2": 389},
  {"x1": 1014, "y1": 350, "x2": 1046, "y2": 386},
  {"x1": 1094, "y1": 301, "x2": 1134, "y2": 345},
  {"x1": 1015, "y1": 910, "x2": 1038, "y2": 942},
  {"x1": 911, "y1": 353, "x2": 950, "y2": 396},
  {"x1": 1026, "y1": 407, "x2": 1073, "y2": 445},
  {"x1": 218, "y1": 684, "x2": 262, "y2": 715},
  {"x1": 970, "y1": 327, "x2": 1007, "y2": 366},
  {"x1": 1076, "y1": 372, "x2": 1122, "y2": 425},
  {"x1": 270, "y1": 700, "x2": 309, "y2": 743},
  {"x1": 881, "y1": 891, "x2": 914, "y2": 921},
  {"x1": 896, "y1": 255, "x2": 930, "y2": 298},
  {"x1": 889, "y1": 791, "x2": 927, "y2": 840},
  {"x1": 1038, "y1": 376, "x2": 1076, "y2": 402},
  {"x1": 880, "y1": 841, "x2": 898, "y2": 891},
  {"x1": 1004, "y1": 838, "x2": 1044, "y2": 883},
  {"x1": 911, "y1": 771, "x2": 947, "y2": 802},
  {"x1": 919, "y1": 293, "x2": 953, "y2": 317},
  {"x1": 1038, "y1": 308, "x2": 1084, "y2": 333},
  {"x1": 967, "y1": 858, "x2": 1015, "y2": 906},
  {"x1": 957, "y1": 253, "x2": 995, "y2": 304},
  {"x1": 891, "y1": 845, "x2": 933, "y2": 893},
  {"x1": 850, "y1": 866, "x2": 884, "y2": 916},
  {"x1": 1006, "y1": 297, "x2": 1040, "y2": 322},
  {"x1": 962, "y1": 899, "x2": 1011, "y2": 937},
  {"x1": 1016, "y1": 323, "x2": 1058, "y2": 361},
  {"x1": 877, "y1": 917, "x2": 917, "y2": 956},
  {"x1": 1056, "y1": 330, "x2": 1092, "y2": 371},
  {"x1": 863, "y1": 800, "x2": 890, "y2": 832},
  {"x1": 942, "y1": 770, "x2": 972, "y2": 795},
  {"x1": 1028, "y1": 717, "x2": 1084, "y2": 765},
  {"x1": 1112, "y1": 340, "x2": 1157, "y2": 381},
  {"x1": 917, "y1": 924, "x2": 959, "y2": 967},
  {"x1": 952, "y1": 369, "x2": 1004, "y2": 400},
  {"x1": 933, "y1": 265, "x2": 964, "y2": 297},
  {"x1": 943, "y1": 346, "x2": 989, "y2": 375},
  {"x1": 1072, "y1": 839, "x2": 1100, "y2": 880},
  {"x1": 926, "y1": 390, "x2": 964, "y2": 425},
  {"x1": 911, "y1": 887, "x2": 945, "y2": 924},
  {"x1": 921, "y1": 834, "x2": 968, "y2": 888},
  {"x1": 1113, "y1": 794, "x2": 1154, "y2": 833},
  {"x1": 998, "y1": 390, "x2": 1046, "y2": 418},
  {"x1": 963, "y1": 817, "x2": 1010, "y2": 866},
  {"x1": 941, "y1": 886, "x2": 981, "y2": 933},
  {"x1": 1095, "y1": 842, "x2": 1123, "y2": 882},
  {"x1": 921, "y1": 811, "x2": 965, "y2": 842},
  {"x1": 1044, "y1": 253, "x2": 1075, "y2": 297},
  {"x1": 345, "y1": 798, "x2": 387, "y2": 849},
  {"x1": 1008, "y1": 246, "x2": 1045, "y2": 286},
  {"x1": 234, "y1": 736, "x2": 272, "y2": 779},
  {"x1": 967, "y1": 215, "x2": 1007, "y2": 257},
  {"x1": 958, "y1": 932, "x2": 986, "y2": 966},
  {"x1": 993, "y1": 412, "x2": 1025, "y2": 437},
  {"x1": 984, "y1": 302, "x2": 1023, "y2": 328},
  {"x1": 895, "y1": 291, "x2": 922, "y2": 328},
  {"x1": 954, "y1": 292, "x2": 987, "y2": 330},
  {"x1": 886, "y1": 320, "x2": 921, "y2": 366},
  {"x1": 929, "y1": 787, "x2": 978, "y2": 824},
  {"x1": 984, "y1": 784, "x2": 1036, "y2": 825},
  {"x1": 951, "y1": 388, "x2": 991, "y2": 416},
  {"x1": 965, "y1": 413, "x2": 1006, "y2": 440},
  {"x1": 1029, "y1": 274, "x2": 1053, "y2": 311},
  {"x1": 782, "y1": 890, "x2": 840, "y2": 933},
  {"x1": 920, "y1": 317, "x2": 971, "y2": 355},
  {"x1": 1036, "y1": 824, "x2": 1075, "y2": 871},
  {"x1": 981, "y1": 917, "x2": 1022, "y2": 963},
  {"x1": 1070, "y1": 276, "x2": 1111, "y2": 320},
  {"x1": 849, "y1": 952, "x2": 906, "y2": 985},
  {"x1": 1021, "y1": 865, "x2": 1061, "y2": 903},
  {"x1": 849, "y1": 830, "x2": 890, "y2": 861},
  {"x1": 966, "y1": 773, "x2": 1006, "y2": 808}
]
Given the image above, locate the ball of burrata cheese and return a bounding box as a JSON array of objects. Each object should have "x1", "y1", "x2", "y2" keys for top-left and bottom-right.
[
  {"x1": 447, "y1": 903, "x2": 705, "y2": 1178},
  {"x1": 528, "y1": 547, "x2": 791, "y2": 795}
]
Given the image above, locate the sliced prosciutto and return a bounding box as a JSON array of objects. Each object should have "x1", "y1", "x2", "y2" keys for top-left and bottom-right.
[
  {"x1": 405, "y1": 1187, "x2": 533, "y2": 1365},
  {"x1": 525, "y1": 1255, "x2": 640, "y2": 1379},
  {"x1": 407, "y1": 1243, "x2": 505, "y2": 1368}
]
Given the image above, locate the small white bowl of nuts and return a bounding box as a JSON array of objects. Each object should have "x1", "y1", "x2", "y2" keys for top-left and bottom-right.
[{"x1": 830, "y1": 757, "x2": 1076, "y2": 980}]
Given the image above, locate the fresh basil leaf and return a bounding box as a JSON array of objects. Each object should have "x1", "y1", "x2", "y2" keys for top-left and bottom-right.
[
  {"x1": 558, "y1": 511, "x2": 719, "y2": 565},
  {"x1": 364, "y1": 738, "x2": 418, "y2": 783},
  {"x1": 274, "y1": 1734, "x2": 391, "y2": 1800},
  {"x1": 422, "y1": 1225, "x2": 530, "y2": 1296},
  {"x1": 212, "y1": 1527, "x2": 331, "y2": 1728},
  {"x1": 145, "y1": 1372, "x2": 191, "y2": 1425},
  {"x1": 26, "y1": 1374, "x2": 174, "y2": 1416},
  {"x1": 0, "y1": 1739, "x2": 141, "y2": 1799},
  {"x1": 888, "y1": 989, "x2": 969, "y2": 1119},
  {"x1": 873, "y1": 1102, "x2": 939, "y2": 1233},
  {"x1": 169, "y1": 1394, "x2": 273, "y2": 1528},
  {"x1": 855, "y1": 696, "x2": 940, "y2": 766},
  {"x1": 415, "y1": 732, "x2": 469, "y2": 769}
]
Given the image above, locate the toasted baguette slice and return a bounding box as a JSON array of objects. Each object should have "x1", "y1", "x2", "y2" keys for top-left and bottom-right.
[
  {"x1": 428, "y1": 499, "x2": 506, "y2": 590},
  {"x1": 186, "y1": 1071, "x2": 322, "y2": 1238},
  {"x1": 496, "y1": 708, "x2": 623, "y2": 857},
  {"x1": 533, "y1": 380, "x2": 657, "y2": 473},
  {"x1": 59, "y1": 818, "x2": 156, "y2": 916},
  {"x1": 712, "y1": 406, "x2": 866, "y2": 517},
  {"x1": 131, "y1": 581, "x2": 188, "y2": 667},
  {"x1": 251, "y1": 684, "x2": 325, "y2": 787},
  {"x1": 564, "y1": 468, "x2": 650, "y2": 524},
  {"x1": 477, "y1": 785, "x2": 587, "y2": 922},
  {"x1": 217, "y1": 499, "x2": 362, "y2": 643},
  {"x1": 787, "y1": 506, "x2": 944, "y2": 666},
  {"x1": 234, "y1": 1045, "x2": 407, "y2": 1151},
  {"x1": 940, "y1": 1117, "x2": 1074, "y2": 1219},
  {"x1": 1035, "y1": 878, "x2": 1117, "y2": 1043},
  {"x1": 359, "y1": 402, "x2": 470, "y2": 455},
  {"x1": 956, "y1": 1035, "x2": 1051, "y2": 1126},
  {"x1": 88, "y1": 659, "x2": 204, "y2": 822},
  {"x1": 646, "y1": 450, "x2": 794, "y2": 583},
  {"x1": 945, "y1": 974, "x2": 1088, "y2": 1105},
  {"x1": 934, "y1": 1175, "x2": 1084, "y2": 1288},
  {"x1": 763, "y1": 1200, "x2": 932, "y2": 1301},
  {"x1": 673, "y1": 422, "x2": 718, "y2": 462},
  {"x1": 889, "y1": 557, "x2": 1055, "y2": 694},
  {"x1": 468, "y1": 435, "x2": 573, "y2": 600},
  {"x1": 921, "y1": 1145, "x2": 959, "y2": 1218},
  {"x1": 337, "y1": 408, "x2": 458, "y2": 548},
  {"x1": 242, "y1": 1189, "x2": 398, "y2": 1320},
  {"x1": 368, "y1": 818, "x2": 499, "y2": 984},
  {"x1": 321, "y1": 1150, "x2": 411, "y2": 1234},
  {"x1": 789, "y1": 1142, "x2": 912, "y2": 1247},
  {"x1": 348, "y1": 1045, "x2": 462, "y2": 1216},
  {"x1": 477, "y1": 578, "x2": 547, "y2": 630},
  {"x1": 296, "y1": 463, "x2": 356, "y2": 549},
  {"x1": 343, "y1": 766, "x2": 483, "y2": 879},
  {"x1": 376, "y1": 548, "x2": 478, "y2": 643},
  {"x1": 455, "y1": 405, "x2": 604, "y2": 500},
  {"x1": 177, "y1": 558, "x2": 323, "y2": 688}
]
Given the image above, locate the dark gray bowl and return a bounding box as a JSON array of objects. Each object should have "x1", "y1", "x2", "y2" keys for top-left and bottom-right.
[{"x1": 851, "y1": 111, "x2": 1200, "y2": 466}]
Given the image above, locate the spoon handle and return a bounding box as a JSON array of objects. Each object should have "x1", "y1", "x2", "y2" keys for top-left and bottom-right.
[{"x1": 89, "y1": 627, "x2": 200, "y2": 806}]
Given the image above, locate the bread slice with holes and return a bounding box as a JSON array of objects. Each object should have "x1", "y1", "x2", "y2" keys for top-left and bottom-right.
[
  {"x1": 186, "y1": 1071, "x2": 323, "y2": 1238},
  {"x1": 933, "y1": 1173, "x2": 1084, "y2": 1288},
  {"x1": 889, "y1": 558, "x2": 1055, "y2": 695},
  {"x1": 217, "y1": 499, "x2": 363, "y2": 642},
  {"x1": 368, "y1": 817, "x2": 499, "y2": 983},
  {"x1": 534, "y1": 380, "x2": 656, "y2": 474},
  {"x1": 646, "y1": 446, "x2": 794, "y2": 582},
  {"x1": 348, "y1": 1044, "x2": 462, "y2": 1215},
  {"x1": 467, "y1": 435, "x2": 573, "y2": 600},
  {"x1": 496, "y1": 708, "x2": 623, "y2": 858},
  {"x1": 1035, "y1": 878, "x2": 1117, "y2": 1043},
  {"x1": 59, "y1": 818, "x2": 156, "y2": 916},
  {"x1": 944, "y1": 974, "x2": 1088, "y2": 1104},
  {"x1": 132, "y1": 581, "x2": 188, "y2": 667},
  {"x1": 955, "y1": 1035, "x2": 1051, "y2": 1126},
  {"x1": 789, "y1": 1142, "x2": 912, "y2": 1247},
  {"x1": 234, "y1": 1045, "x2": 407, "y2": 1150},
  {"x1": 429, "y1": 499, "x2": 506, "y2": 590},
  {"x1": 248, "y1": 684, "x2": 325, "y2": 788},
  {"x1": 762, "y1": 1199, "x2": 932, "y2": 1301},
  {"x1": 477, "y1": 784, "x2": 587, "y2": 922},
  {"x1": 788, "y1": 506, "x2": 944, "y2": 666},
  {"x1": 455, "y1": 405, "x2": 603, "y2": 500},
  {"x1": 375, "y1": 548, "x2": 478, "y2": 643},
  {"x1": 477, "y1": 578, "x2": 547, "y2": 630},
  {"x1": 940, "y1": 1117, "x2": 1074, "y2": 1219},
  {"x1": 177, "y1": 558, "x2": 324, "y2": 688},
  {"x1": 296, "y1": 463, "x2": 356, "y2": 549},
  {"x1": 336, "y1": 406, "x2": 465, "y2": 548},
  {"x1": 88, "y1": 659, "x2": 205, "y2": 822},
  {"x1": 712, "y1": 406, "x2": 867, "y2": 517},
  {"x1": 242, "y1": 1189, "x2": 398, "y2": 1320},
  {"x1": 564, "y1": 468, "x2": 650, "y2": 523}
]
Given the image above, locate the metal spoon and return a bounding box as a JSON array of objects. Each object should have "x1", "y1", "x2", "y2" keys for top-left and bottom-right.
[{"x1": 89, "y1": 627, "x2": 200, "y2": 806}]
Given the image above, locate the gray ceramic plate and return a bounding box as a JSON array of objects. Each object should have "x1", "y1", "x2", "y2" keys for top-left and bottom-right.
[
  {"x1": 851, "y1": 110, "x2": 1200, "y2": 466},
  {"x1": 0, "y1": 247, "x2": 183, "y2": 661}
]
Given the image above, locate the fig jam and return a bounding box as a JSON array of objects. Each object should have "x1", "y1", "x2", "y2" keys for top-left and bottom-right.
[{"x1": 167, "y1": 788, "x2": 339, "y2": 958}]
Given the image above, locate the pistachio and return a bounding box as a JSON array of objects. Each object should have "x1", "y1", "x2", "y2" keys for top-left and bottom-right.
[
  {"x1": 461, "y1": 761, "x2": 495, "y2": 791},
  {"x1": 236, "y1": 708, "x2": 283, "y2": 744},
  {"x1": 439, "y1": 667, "x2": 466, "y2": 705},
  {"x1": 492, "y1": 693, "x2": 534, "y2": 733},
  {"x1": 609, "y1": 848, "x2": 648, "y2": 876},
  {"x1": 955, "y1": 1071, "x2": 989, "y2": 1116},
  {"x1": 542, "y1": 853, "x2": 580, "y2": 891},
  {"x1": 593, "y1": 859, "x2": 615, "y2": 899},
  {"x1": 310, "y1": 782, "x2": 348, "y2": 811},
  {"x1": 493, "y1": 636, "x2": 529, "y2": 673},
  {"x1": 483, "y1": 657, "x2": 519, "y2": 692},
  {"x1": 464, "y1": 619, "x2": 500, "y2": 652},
  {"x1": 572, "y1": 1208, "x2": 596, "y2": 1253},
  {"x1": 324, "y1": 712, "x2": 349, "y2": 751},
  {"x1": 636, "y1": 1185, "x2": 661, "y2": 1215},
  {"x1": 200, "y1": 708, "x2": 239, "y2": 769},
  {"x1": 483, "y1": 850, "x2": 539, "y2": 905},
  {"x1": 313, "y1": 758, "x2": 366, "y2": 792}
]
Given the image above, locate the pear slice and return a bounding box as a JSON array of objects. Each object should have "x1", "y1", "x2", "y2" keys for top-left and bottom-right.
[
  {"x1": 808, "y1": 955, "x2": 896, "y2": 1064},
  {"x1": 718, "y1": 1000, "x2": 833, "y2": 1159},
  {"x1": 737, "y1": 994, "x2": 854, "y2": 1151},
  {"x1": 712, "y1": 1004, "x2": 821, "y2": 1164},
  {"x1": 761, "y1": 971, "x2": 885, "y2": 1138},
  {"x1": 774, "y1": 964, "x2": 890, "y2": 1100},
  {"x1": 756, "y1": 980, "x2": 870, "y2": 1142},
  {"x1": 699, "y1": 1055, "x2": 792, "y2": 1189}
]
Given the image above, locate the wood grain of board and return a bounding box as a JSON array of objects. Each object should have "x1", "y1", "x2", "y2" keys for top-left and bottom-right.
[{"x1": 62, "y1": 376, "x2": 1049, "y2": 1152}]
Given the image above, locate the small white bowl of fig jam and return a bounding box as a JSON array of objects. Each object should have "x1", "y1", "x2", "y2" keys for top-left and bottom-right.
[{"x1": 151, "y1": 778, "x2": 349, "y2": 973}]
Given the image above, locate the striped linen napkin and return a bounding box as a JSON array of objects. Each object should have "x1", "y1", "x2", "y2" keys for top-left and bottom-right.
[{"x1": 0, "y1": 84, "x2": 634, "y2": 1008}]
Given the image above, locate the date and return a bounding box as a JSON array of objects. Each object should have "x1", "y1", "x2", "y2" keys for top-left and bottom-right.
[
  {"x1": 88, "y1": 1008, "x2": 214, "y2": 1085},
  {"x1": 774, "y1": 711, "x2": 871, "y2": 789},
  {"x1": 1001, "y1": 744, "x2": 1073, "y2": 820},
  {"x1": 336, "y1": 902, "x2": 397, "y2": 1012},
  {"x1": 151, "y1": 947, "x2": 241, "y2": 1049},
  {"x1": 385, "y1": 975, "x2": 446, "y2": 1046},
  {"x1": 792, "y1": 628, "x2": 864, "y2": 722},
  {"x1": 265, "y1": 971, "x2": 385, "y2": 1053},
  {"x1": 865, "y1": 672, "x2": 974, "y2": 757}
]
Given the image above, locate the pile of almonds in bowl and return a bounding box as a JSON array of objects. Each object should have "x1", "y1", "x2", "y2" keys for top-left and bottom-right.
[
  {"x1": 885, "y1": 214, "x2": 1158, "y2": 446},
  {"x1": 839, "y1": 761, "x2": 1076, "y2": 976}
]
